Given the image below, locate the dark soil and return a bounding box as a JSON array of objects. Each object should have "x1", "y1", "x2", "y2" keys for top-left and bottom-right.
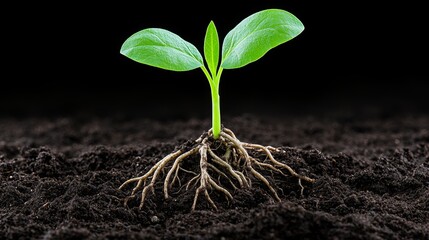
[{"x1": 1, "y1": 113, "x2": 428, "y2": 239}]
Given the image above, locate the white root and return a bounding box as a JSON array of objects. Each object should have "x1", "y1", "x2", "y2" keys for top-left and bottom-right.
[{"x1": 119, "y1": 128, "x2": 315, "y2": 211}]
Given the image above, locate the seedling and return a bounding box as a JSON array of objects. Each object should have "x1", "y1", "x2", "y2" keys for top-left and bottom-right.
[{"x1": 119, "y1": 9, "x2": 315, "y2": 211}]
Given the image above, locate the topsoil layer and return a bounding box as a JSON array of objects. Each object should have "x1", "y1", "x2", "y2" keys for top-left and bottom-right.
[{"x1": 1, "y1": 113, "x2": 428, "y2": 239}]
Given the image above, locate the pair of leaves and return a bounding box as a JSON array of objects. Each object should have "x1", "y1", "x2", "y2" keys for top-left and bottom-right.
[{"x1": 120, "y1": 9, "x2": 304, "y2": 73}]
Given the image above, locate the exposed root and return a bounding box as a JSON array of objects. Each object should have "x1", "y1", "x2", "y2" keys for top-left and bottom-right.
[{"x1": 119, "y1": 127, "x2": 315, "y2": 211}]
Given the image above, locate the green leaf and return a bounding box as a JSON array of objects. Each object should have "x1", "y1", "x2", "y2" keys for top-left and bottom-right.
[
  {"x1": 204, "y1": 21, "x2": 220, "y2": 77},
  {"x1": 221, "y1": 9, "x2": 304, "y2": 69},
  {"x1": 120, "y1": 28, "x2": 203, "y2": 71}
]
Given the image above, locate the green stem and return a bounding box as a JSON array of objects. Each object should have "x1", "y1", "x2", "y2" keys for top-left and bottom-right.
[
  {"x1": 201, "y1": 66, "x2": 223, "y2": 139},
  {"x1": 211, "y1": 84, "x2": 221, "y2": 139}
]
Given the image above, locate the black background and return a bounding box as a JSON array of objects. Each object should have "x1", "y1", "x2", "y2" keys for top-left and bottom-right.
[{"x1": 2, "y1": 1, "x2": 427, "y2": 118}]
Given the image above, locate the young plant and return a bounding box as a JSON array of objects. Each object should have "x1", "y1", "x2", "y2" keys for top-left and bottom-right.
[{"x1": 119, "y1": 9, "x2": 315, "y2": 211}]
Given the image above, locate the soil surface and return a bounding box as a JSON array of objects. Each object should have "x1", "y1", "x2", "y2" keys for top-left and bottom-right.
[{"x1": 1, "y1": 113, "x2": 428, "y2": 239}]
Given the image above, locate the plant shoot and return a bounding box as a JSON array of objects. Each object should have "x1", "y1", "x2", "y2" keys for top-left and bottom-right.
[{"x1": 120, "y1": 9, "x2": 304, "y2": 139}]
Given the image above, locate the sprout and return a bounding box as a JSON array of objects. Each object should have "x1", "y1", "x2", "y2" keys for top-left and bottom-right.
[{"x1": 119, "y1": 9, "x2": 314, "y2": 211}]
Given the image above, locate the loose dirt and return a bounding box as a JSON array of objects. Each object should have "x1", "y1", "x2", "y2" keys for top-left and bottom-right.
[{"x1": 1, "y1": 113, "x2": 428, "y2": 239}]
